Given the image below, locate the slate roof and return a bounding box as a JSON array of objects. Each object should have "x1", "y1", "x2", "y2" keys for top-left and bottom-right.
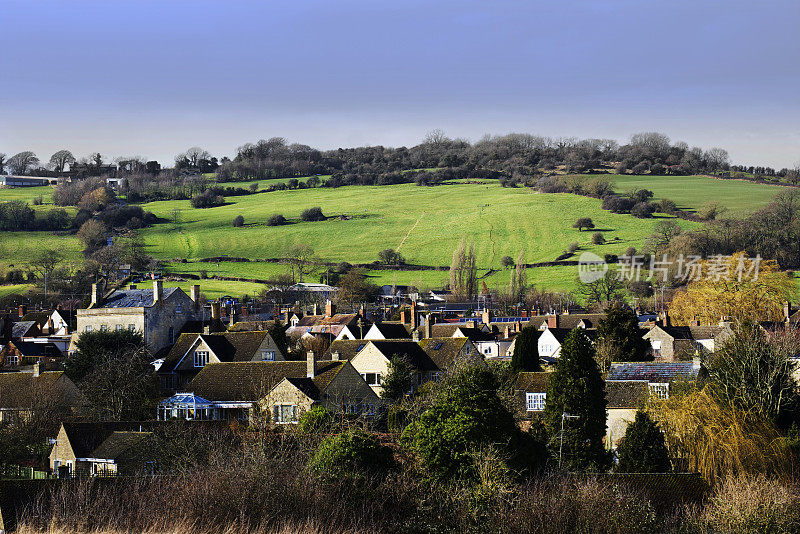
[
  {"x1": 91, "y1": 431, "x2": 152, "y2": 460},
  {"x1": 20, "y1": 312, "x2": 50, "y2": 326},
  {"x1": 368, "y1": 340, "x2": 438, "y2": 372},
  {"x1": 605, "y1": 380, "x2": 649, "y2": 409},
  {"x1": 159, "y1": 331, "x2": 269, "y2": 373},
  {"x1": 284, "y1": 362, "x2": 346, "y2": 400},
  {"x1": 524, "y1": 313, "x2": 604, "y2": 330},
  {"x1": 607, "y1": 362, "x2": 699, "y2": 383},
  {"x1": 419, "y1": 338, "x2": 469, "y2": 369},
  {"x1": 370, "y1": 322, "x2": 412, "y2": 339},
  {"x1": 94, "y1": 287, "x2": 180, "y2": 308},
  {"x1": 651, "y1": 325, "x2": 728, "y2": 341},
  {"x1": 188, "y1": 360, "x2": 342, "y2": 401},
  {"x1": 514, "y1": 372, "x2": 549, "y2": 393},
  {"x1": 5, "y1": 341, "x2": 64, "y2": 358},
  {"x1": 60, "y1": 422, "x2": 155, "y2": 459},
  {"x1": 11, "y1": 321, "x2": 38, "y2": 339},
  {"x1": 0, "y1": 371, "x2": 66, "y2": 408},
  {"x1": 228, "y1": 320, "x2": 279, "y2": 332},
  {"x1": 325, "y1": 339, "x2": 369, "y2": 361},
  {"x1": 430, "y1": 324, "x2": 493, "y2": 340}
]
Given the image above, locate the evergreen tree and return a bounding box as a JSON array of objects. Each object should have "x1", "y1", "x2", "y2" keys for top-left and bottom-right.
[
  {"x1": 616, "y1": 411, "x2": 671, "y2": 473},
  {"x1": 381, "y1": 356, "x2": 413, "y2": 403},
  {"x1": 511, "y1": 326, "x2": 542, "y2": 372},
  {"x1": 543, "y1": 329, "x2": 609, "y2": 470},
  {"x1": 597, "y1": 303, "x2": 650, "y2": 363}
]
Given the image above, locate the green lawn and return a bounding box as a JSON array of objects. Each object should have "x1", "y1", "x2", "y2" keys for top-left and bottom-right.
[
  {"x1": 0, "y1": 283, "x2": 33, "y2": 298},
  {"x1": 574, "y1": 174, "x2": 789, "y2": 216}
]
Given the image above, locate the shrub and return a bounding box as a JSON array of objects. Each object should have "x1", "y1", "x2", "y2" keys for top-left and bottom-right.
[
  {"x1": 631, "y1": 202, "x2": 655, "y2": 219},
  {"x1": 500, "y1": 255, "x2": 515, "y2": 268},
  {"x1": 655, "y1": 198, "x2": 677, "y2": 214},
  {"x1": 573, "y1": 217, "x2": 595, "y2": 232},
  {"x1": 301, "y1": 206, "x2": 326, "y2": 221},
  {"x1": 591, "y1": 232, "x2": 605, "y2": 245},
  {"x1": 616, "y1": 411, "x2": 671, "y2": 473},
  {"x1": 308, "y1": 429, "x2": 394, "y2": 479},
  {"x1": 697, "y1": 201, "x2": 725, "y2": 221},
  {"x1": 298, "y1": 406, "x2": 333, "y2": 434},
  {"x1": 629, "y1": 188, "x2": 654, "y2": 203},
  {"x1": 567, "y1": 242, "x2": 580, "y2": 254},
  {"x1": 267, "y1": 214, "x2": 287, "y2": 226},
  {"x1": 191, "y1": 190, "x2": 224, "y2": 208},
  {"x1": 378, "y1": 248, "x2": 405, "y2": 265},
  {"x1": 32, "y1": 195, "x2": 43, "y2": 205},
  {"x1": 632, "y1": 161, "x2": 650, "y2": 175},
  {"x1": 232, "y1": 215, "x2": 244, "y2": 227}
]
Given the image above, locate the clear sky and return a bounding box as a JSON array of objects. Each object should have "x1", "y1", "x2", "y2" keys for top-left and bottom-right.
[{"x1": 2, "y1": 0, "x2": 798, "y2": 168}]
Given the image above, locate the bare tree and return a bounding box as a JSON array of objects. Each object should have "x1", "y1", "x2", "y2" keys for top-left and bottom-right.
[
  {"x1": 286, "y1": 243, "x2": 317, "y2": 283},
  {"x1": 449, "y1": 238, "x2": 477, "y2": 299},
  {"x1": 48, "y1": 150, "x2": 76, "y2": 175},
  {"x1": 29, "y1": 249, "x2": 64, "y2": 299},
  {"x1": 7, "y1": 151, "x2": 40, "y2": 175},
  {"x1": 177, "y1": 147, "x2": 211, "y2": 168},
  {"x1": 0, "y1": 153, "x2": 6, "y2": 174},
  {"x1": 423, "y1": 129, "x2": 449, "y2": 147}
]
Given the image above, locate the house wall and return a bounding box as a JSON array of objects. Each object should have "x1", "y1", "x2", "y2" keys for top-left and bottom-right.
[
  {"x1": 49, "y1": 425, "x2": 77, "y2": 471},
  {"x1": 350, "y1": 344, "x2": 392, "y2": 395},
  {"x1": 322, "y1": 363, "x2": 383, "y2": 413},
  {"x1": 538, "y1": 329, "x2": 560, "y2": 358},
  {"x1": 644, "y1": 328, "x2": 676, "y2": 362},
  {"x1": 606, "y1": 408, "x2": 637, "y2": 449},
  {"x1": 260, "y1": 380, "x2": 314, "y2": 423},
  {"x1": 252, "y1": 335, "x2": 287, "y2": 361}
]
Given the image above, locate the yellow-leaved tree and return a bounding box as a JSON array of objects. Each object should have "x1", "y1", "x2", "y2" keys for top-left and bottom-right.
[{"x1": 669, "y1": 252, "x2": 794, "y2": 325}]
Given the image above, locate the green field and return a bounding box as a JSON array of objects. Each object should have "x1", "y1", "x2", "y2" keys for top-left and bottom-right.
[{"x1": 0, "y1": 174, "x2": 794, "y2": 296}]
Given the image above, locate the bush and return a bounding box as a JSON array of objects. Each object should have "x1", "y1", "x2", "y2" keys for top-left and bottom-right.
[
  {"x1": 632, "y1": 161, "x2": 650, "y2": 175},
  {"x1": 631, "y1": 202, "x2": 655, "y2": 218},
  {"x1": 655, "y1": 198, "x2": 677, "y2": 214},
  {"x1": 629, "y1": 188, "x2": 654, "y2": 203},
  {"x1": 378, "y1": 248, "x2": 405, "y2": 265},
  {"x1": 297, "y1": 406, "x2": 333, "y2": 434},
  {"x1": 616, "y1": 411, "x2": 671, "y2": 473},
  {"x1": 232, "y1": 215, "x2": 244, "y2": 227},
  {"x1": 500, "y1": 255, "x2": 515, "y2": 268},
  {"x1": 308, "y1": 429, "x2": 394, "y2": 479},
  {"x1": 191, "y1": 190, "x2": 224, "y2": 208},
  {"x1": 567, "y1": 242, "x2": 579, "y2": 254},
  {"x1": 591, "y1": 232, "x2": 605, "y2": 245},
  {"x1": 267, "y1": 214, "x2": 287, "y2": 226},
  {"x1": 301, "y1": 207, "x2": 326, "y2": 221}
]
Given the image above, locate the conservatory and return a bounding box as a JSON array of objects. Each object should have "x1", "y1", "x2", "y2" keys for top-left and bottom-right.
[{"x1": 157, "y1": 392, "x2": 217, "y2": 421}]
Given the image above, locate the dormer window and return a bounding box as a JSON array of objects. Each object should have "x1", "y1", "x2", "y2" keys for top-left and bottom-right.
[{"x1": 194, "y1": 350, "x2": 209, "y2": 367}]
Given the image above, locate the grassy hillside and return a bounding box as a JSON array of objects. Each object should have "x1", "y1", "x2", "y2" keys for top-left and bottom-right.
[{"x1": 0, "y1": 174, "x2": 794, "y2": 296}]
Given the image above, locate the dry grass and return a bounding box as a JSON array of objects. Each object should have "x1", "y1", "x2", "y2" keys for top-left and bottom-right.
[{"x1": 15, "y1": 519, "x2": 373, "y2": 534}]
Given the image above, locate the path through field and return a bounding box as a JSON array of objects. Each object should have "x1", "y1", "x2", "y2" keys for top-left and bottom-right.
[{"x1": 396, "y1": 211, "x2": 424, "y2": 252}]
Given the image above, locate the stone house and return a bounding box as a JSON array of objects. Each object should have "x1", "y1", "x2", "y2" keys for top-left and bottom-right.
[
  {"x1": 538, "y1": 326, "x2": 597, "y2": 360},
  {"x1": 361, "y1": 322, "x2": 412, "y2": 340},
  {"x1": 0, "y1": 369, "x2": 85, "y2": 423},
  {"x1": 607, "y1": 361, "x2": 701, "y2": 400},
  {"x1": 513, "y1": 371, "x2": 549, "y2": 419},
  {"x1": 76, "y1": 281, "x2": 203, "y2": 354},
  {"x1": 643, "y1": 323, "x2": 733, "y2": 362},
  {"x1": 605, "y1": 380, "x2": 649, "y2": 449},
  {"x1": 157, "y1": 330, "x2": 287, "y2": 392},
  {"x1": 49, "y1": 422, "x2": 153, "y2": 476},
  {"x1": 0, "y1": 340, "x2": 64, "y2": 371}
]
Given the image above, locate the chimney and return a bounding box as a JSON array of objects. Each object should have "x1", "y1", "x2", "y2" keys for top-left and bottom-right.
[
  {"x1": 306, "y1": 350, "x2": 317, "y2": 378},
  {"x1": 661, "y1": 311, "x2": 671, "y2": 328},
  {"x1": 465, "y1": 320, "x2": 476, "y2": 329},
  {"x1": 547, "y1": 315, "x2": 557, "y2": 329},
  {"x1": 400, "y1": 309, "x2": 409, "y2": 325},
  {"x1": 325, "y1": 300, "x2": 336, "y2": 318},
  {"x1": 481, "y1": 308, "x2": 492, "y2": 325},
  {"x1": 411, "y1": 301, "x2": 418, "y2": 330},
  {"x1": 203, "y1": 325, "x2": 210, "y2": 335},
  {"x1": 91, "y1": 284, "x2": 101, "y2": 307},
  {"x1": 283, "y1": 309, "x2": 290, "y2": 325},
  {"x1": 211, "y1": 302, "x2": 221, "y2": 321},
  {"x1": 515, "y1": 320, "x2": 522, "y2": 333},
  {"x1": 153, "y1": 280, "x2": 163, "y2": 305},
  {"x1": 331, "y1": 351, "x2": 340, "y2": 361},
  {"x1": 690, "y1": 315, "x2": 700, "y2": 327},
  {"x1": 312, "y1": 303, "x2": 318, "y2": 316},
  {"x1": 503, "y1": 325, "x2": 510, "y2": 338},
  {"x1": 190, "y1": 285, "x2": 201, "y2": 308},
  {"x1": 47, "y1": 317, "x2": 54, "y2": 334},
  {"x1": 18, "y1": 305, "x2": 26, "y2": 318},
  {"x1": 423, "y1": 317, "x2": 432, "y2": 339},
  {"x1": 229, "y1": 307, "x2": 235, "y2": 328},
  {"x1": 412, "y1": 330, "x2": 420, "y2": 342}
]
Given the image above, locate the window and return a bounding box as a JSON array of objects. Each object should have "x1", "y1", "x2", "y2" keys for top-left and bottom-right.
[
  {"x1": 100, "y1": 325, "x2": 108, "y2": 332},
  {"x1": 649, "y1": 383, "x2": 669, "y2": 399},
  {"x1": 175, "y1": 304, "x2": 183, "y2": 314},
  {"x1": 85, "y1": 325, "x2": 92, "y2": 332},
  {"x1": 484, "y1": 347, "x2": 492, "y2": 355},
  {"x1": 194, "y1": 350, "x2": 209, "y2": 367},
  {"x1": 360, "y1": 372, "x2": 382, "y2": 386},
  {"x1": 128, "y1": 324, "x2": 136, "y2": 331},
  {"x1": 261, "y1": 350, "x2": 275, "y2": 361},
  {"x1": 526, "y1": 392, "x2": 546, "y2": 412},
  {"x1": 8, "y1": 353, "x2": 19, "y2": 366},
  {"x1": 115, "y1": 325, "x2": 123, "y2": 331},
  {"x1": 275, "y1": 404, "x2": 298, "y2": 423}
]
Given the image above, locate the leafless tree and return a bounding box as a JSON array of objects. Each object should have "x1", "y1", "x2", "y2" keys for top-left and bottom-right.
[
  {"x1": 29, "y1": 249, "x2": 64, "y2": 298},
  {"x1": 48, "y1": 150, "x2": 76, "y2": 174},
  {"x1": 6, "y1": 151, "x2": 39, "y2": 174},
  {"x1": 423, "y1": 129, "x2": 449, "y2": 147},
  {"x1": 286, "y1": 243, "x2": 317, "y2": 283},
  {"x1": 177, "y1": 146, "x2": 211, "y2": 168},
  {"x1": 0, "y1": 153, "x2": 6, "y2": 174},
  {"x1": 449, "y1": 238, "x2": 477, "y2": 299}
]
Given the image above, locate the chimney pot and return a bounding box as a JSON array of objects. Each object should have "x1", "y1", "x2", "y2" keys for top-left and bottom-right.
[
  {"x1": 191, "y1": 285, "x2": 200, "y2": 306},
  {"x1": 331, "y1": 351, "x2": 340, "y2": 361},
  {"x1": 306, "y1": 350, "x2": 317, "y2": 378}
]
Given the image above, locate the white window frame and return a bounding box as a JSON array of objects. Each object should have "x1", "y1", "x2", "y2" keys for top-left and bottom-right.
[
  {"x1": 100, "y1": 324, "x2": 108, "y2": 332},
  {"x1": 194, "y1": 350, "x2": 209, "y2": 367},
  {"x1": 275, "y1": 404, "x2": 298, "y2": 424},
  {"x1": 526, "y1": 392, "x2": 546, "y2": 412},
  {"x1": 649, "y1": 382, "x2": 669, "y2": 399},
  {"x1": 360, "y1": 372, "x2": 382, "y2": 386},
  {"x1": 261, "y1": 350, "x2": 275, "y2": 361},
  {"x1": 7, "y1": 353, "x2": 19, "y2": 366},
  {"x1": 85, "y1": 325, "x2": 92, "y2": 332},
  {"x1": 115, "y1": 324, "x2": 123, "y2": 331},
  {"x1": 128, "y1": 324, "x2": 136, "y2": 331}
]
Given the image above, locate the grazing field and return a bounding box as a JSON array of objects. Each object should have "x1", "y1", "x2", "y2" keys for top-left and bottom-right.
[{"x1": 575, "y1": 174, "x2": 790, "y2": 216}]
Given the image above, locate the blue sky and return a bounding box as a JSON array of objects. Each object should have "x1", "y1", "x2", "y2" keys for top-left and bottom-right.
[{"x1": 2, "y1": 0, "x2": 798, "y2": 168}]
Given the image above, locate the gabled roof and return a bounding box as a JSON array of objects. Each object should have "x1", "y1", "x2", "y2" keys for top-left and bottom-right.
[
  {"x1": 11, "y1": 321, "x2": 38, "y2": 339},
  {"x1": 60, "y1": 422, "x2": 155, "y2": 459},
  {"x1": 284, "y1": 362, "x2": 346, "y2": 400},
  {"x1": 5, "y1": 341, "x2": 64, "y2": 358},
  {"x1": 367, "y1": 340, "x2": 438, "y2": 372},
  {"x1": 605, "y1": 380, "x2": 649, "y2": 409},
  {"x1": 544, "y1": 327, "x2": 598, "y2": 344},
  {"x1": 94, "y1": 287, "x2": 181, "y2": 308},
  {"x1": 0, "y1": 371, "x2": 67, "y2": 408},
  {"x1": 325, "y1": 339, "x2": 369, "y2": 361},
  {"x1": 419, "y1": 338, "x2": 469, "y2": 369},
  {"x1": 369, "y1": 322, "x2": 411, "y2": 339},
  {"x1": 607, "y1": 362, "x2": 699, "y2": 383},
  {"x1": 648, "y1": 325, "x2": 729, "y2": 341},
  {"x1": 91, "y1": 431, "x2": 151, "y2": 460},
  {"x1": 159, "y1": 331, "x2": 270, "y2": 373},
  {"x1": 20, "y1": 312, "x2": 50, "y2": 326},
  {"x1": 188, "y1": 360, "x2": 342, "y2": 401},
  {"x1": 514, "y1": 372, "x2": 549, "y2": 393}
]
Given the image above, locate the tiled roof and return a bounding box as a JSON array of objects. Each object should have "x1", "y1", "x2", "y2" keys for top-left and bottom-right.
[
  {"x1": 656, "y1": 325, "x2": 728, "y2": 341},
  {"x1": 188, "y1": 360, "x2": 341, "y2": 401},
  {"x1": 607, "y1": 362, "x2": 699, "y2": 383},
  {"x1": 61, "y1": 422, "x2": 155, "y2": 459},
  {"x1": 91, "y1": 431, "x2": 151, "y2": 460},
  {"x1": 325, "y1": 339, "x2": 369, "y2": 361},
  {"x1": 20, "y1": 312, "x2": 50, "y2": 326},
  {"x1": 6, "y1": 341, "x2": 64, "y2": 358},
  {"x1": 285, "y1": 362, "x2": 346, "y2": 400},
  {"x1": 95, "y1": 287, "x2": 180, "y2": 308},
  {"x1": 514, "y1": 372, "x2": 549, "y2": 393},
  {"x1": 546, "y1": 327, "x2": 598, "y2": 344},
  {"x1": 11, "y1": 321, "x2": 37, "y2": 339},
  {"x1": 369, "y1": 340, "x2": 438, "y2": 372},
  {"x1": 159, "y1": 331, "x2": 269, "y2": 373},
  {"x1": 523, "y1": 314, "x2": 604, "y2": 330},
  {"x1": 605, "y1": 380, "x2": 649, "y2": 408},
  {"x1": 0, "y1": 371, "x2": 66, "y2": 408},
  {"x1": 419, "y1": 338, "x2": 468, "y2": 369}
]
